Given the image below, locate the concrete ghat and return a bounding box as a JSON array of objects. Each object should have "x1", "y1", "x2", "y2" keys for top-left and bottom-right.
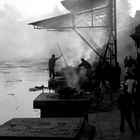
[
  {"x1": 33, "y1": 93, "x2": 91, "y2": 119},
  {"x1": 0, "y1": 117, "x2": 95, "y2": 140}
]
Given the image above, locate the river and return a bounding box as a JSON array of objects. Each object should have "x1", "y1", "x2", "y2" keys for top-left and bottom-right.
[{"x1": 0, "y1": 60, "x2": 49, "y2": 125}]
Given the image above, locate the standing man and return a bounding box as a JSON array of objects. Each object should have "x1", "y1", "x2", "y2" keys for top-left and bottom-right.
[
  {"x1": 99, "y1": 80, "x2": 113, "y2": 105},
  {"x1": 134, "y1": 84, "x2": 140, "y2": 133},
  {"x1": 48, "y1": 54, "x2": 62, "y2": 79},
  {"x1": 124, "y1": 56, "x2": 128, "y2": 68},
  {"x1": 125, "y1": 74, "x2": 137, "y2": 94},
  {"x1": 127, "y1": 56, "x2": 134, "y2": 69},
  {"x1": 118, "y1": 85, "x2": 135, "y2": 134}
]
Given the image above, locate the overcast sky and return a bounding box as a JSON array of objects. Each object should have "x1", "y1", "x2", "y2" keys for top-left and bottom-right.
[
  {"x1": 0, "y1": 0, "x2": 139, "y2": 20},
  {"x1": 0, "y1": 0, "x2": 67, "y2": 20},
  {"x1": 0, "y1": 0, "x2": 139, "y2": 61}
]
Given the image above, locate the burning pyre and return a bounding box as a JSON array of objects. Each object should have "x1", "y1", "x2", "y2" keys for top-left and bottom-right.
[{"x1": 48, "y1": 66, "x2": 95, "y2": 99}]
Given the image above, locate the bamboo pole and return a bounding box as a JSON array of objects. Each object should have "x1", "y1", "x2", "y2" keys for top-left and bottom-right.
[{"x1": 57, "y1": 43, "x2": 68, "y2": 67}]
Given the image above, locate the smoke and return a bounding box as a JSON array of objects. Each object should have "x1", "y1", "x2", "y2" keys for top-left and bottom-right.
[
  {"x1": 41, "y1": 31, "x2": 88, "y2": 67},
  {"x1": 0, "y1": 0, "x2": 139, "y2": 68},
  {"x1": 63, "y1": 66, "x2": 79, "y2": 89},
  {"x1": 117, "y1": 0, "x2": 139, "y2": 63},
  {"x1": 0, "y1": 4, "x2": 49, "y2": 61},
  {"x1": 0, "y1": 3, "x2": 94, "y2": 70},
  {"x1": 46, "y1": 0, "x2": 140, "y2": 67},
  {"x1": 62, "y1": 66, "x2": 88, "y2": 92},
  {"x1": 60, "y1": 0, "x2": 140, "y2": 90}
]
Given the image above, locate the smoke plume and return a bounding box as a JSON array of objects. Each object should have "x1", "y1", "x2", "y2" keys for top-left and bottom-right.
[
  {"x1": 0, "y1": 0, "x2": 139, "y2": 68},
  {"x1": 117, "y1": 0, "x2": 139, "y2": 63},
  {"x1": 0, "y1": 4, "x2": 93, "y2": 69}
]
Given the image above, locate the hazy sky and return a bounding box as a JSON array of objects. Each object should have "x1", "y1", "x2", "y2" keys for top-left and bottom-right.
[
  {"x1": 129, "y1": 0, "x2": 140, "y2": 16},
  {"x1": 0, "y1": 0, "x2": 140, "y2": 61},
  {"x1": 0, "y1": 0, "x2": 66, "y2": 20},
  {"x1": 0, "y1": 0, "x2": 68, "y2": 60},
  {"x1": 0, "y1": 0, "x2": 139, "y2": 20}
]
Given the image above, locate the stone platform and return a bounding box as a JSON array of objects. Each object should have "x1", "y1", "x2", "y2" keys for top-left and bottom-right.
[
  {"x1": 0, "y1": 117, "x2": 95, "y2": 140},
  {"x1": 0, "y1": 117, "x2": 86, "y2": 139},
  {"x1": 33, "y1": 93, "x2": 91, "y2": 119}
]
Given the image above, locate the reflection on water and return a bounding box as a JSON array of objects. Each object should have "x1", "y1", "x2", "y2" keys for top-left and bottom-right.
[{"x1": 0, "y1": 62, "x2": 49, "y2": 125}]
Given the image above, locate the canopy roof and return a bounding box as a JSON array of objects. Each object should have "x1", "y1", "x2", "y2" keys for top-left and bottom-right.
[
  {"x1": 29, "y1": 13, "x2": 73, "y2": 30},
  {"x1": 61, "y1": 0, "x2": 109, "y2": 13},
  {"x1": 29, "y1": 0, "x2": 110, "y2": 30}
]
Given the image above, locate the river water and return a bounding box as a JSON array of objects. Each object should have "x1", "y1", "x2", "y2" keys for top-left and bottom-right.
[{"x1": 0, "y1": 61, "x2": 49, "y2": 125}]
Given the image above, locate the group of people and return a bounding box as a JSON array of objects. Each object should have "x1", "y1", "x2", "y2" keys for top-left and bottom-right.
[
  {"x1": 117, "y1": 56, "x2": 140, "y2": 134},
  {"x1": 48, "y1": 54, "x2": 114, "y2": 104},
  {"x1": 118, "y1": 78, "x2": 139, "y2": 134},
  {"x1": 48, "y1": 53, "x2": 140, "y2": 135},
  {"x1": 48, "y1": 54, "x2": 92, "y2": 80}
]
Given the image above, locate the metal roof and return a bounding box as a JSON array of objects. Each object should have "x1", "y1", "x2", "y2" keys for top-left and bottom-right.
[
  {"x1": 61, "y1": 0, "x2": 109, "y2": 13},
  {"x1": 29, "y1": 13, "x2": 73, "y2": 30},
  {"x1": 28, "y1": 0, "x2": 110, "y2": 30}
]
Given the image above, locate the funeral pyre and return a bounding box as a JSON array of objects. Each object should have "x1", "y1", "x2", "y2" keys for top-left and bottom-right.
[{"x1": 48, "y1": 66, "x2": 96, "y2": 98}]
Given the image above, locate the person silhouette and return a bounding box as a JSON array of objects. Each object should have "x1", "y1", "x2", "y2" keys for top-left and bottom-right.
[
  {"x1": 118, "y1": 85, "x2": 135, "y2": 134},
  {"x1": 48, "y1": 54, "x2": 62, "y2": 79}
]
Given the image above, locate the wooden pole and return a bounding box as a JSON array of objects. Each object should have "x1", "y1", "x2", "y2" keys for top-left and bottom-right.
[{"x1": 57, "y1": 43, "x2": 68, "y2": 67}]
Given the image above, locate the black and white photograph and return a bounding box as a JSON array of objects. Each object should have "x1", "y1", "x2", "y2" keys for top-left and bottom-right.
[{"x1": 0, "y1": 0, "x2": 140, "y2": 139}]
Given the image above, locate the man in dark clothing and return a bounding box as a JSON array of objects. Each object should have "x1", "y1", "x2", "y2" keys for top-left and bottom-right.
[
  {"x1": 124, "y1": 56, "x2": 128, "y2": 68},
  {"x1": 78, "y1": 58, "x2": 91, "y2": 70},
  {"x1": 134, "y1": 83, "x2": 140, "y2": 133},
  {"x1": 118, "y1": 85, "x2": 135, "y2": 134},
  {"x1": 48, "y1": 54, "x2": 62, "y2": 79},
  {"x1": 78, "y1": 58, "x2": 92, "y2": 78},
  {"x1": 100, "y1": 80, "x2": 113, "y2": 105},
  {"x1": 127, "y1": 56, "x2": 134, "y2": 68}
]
